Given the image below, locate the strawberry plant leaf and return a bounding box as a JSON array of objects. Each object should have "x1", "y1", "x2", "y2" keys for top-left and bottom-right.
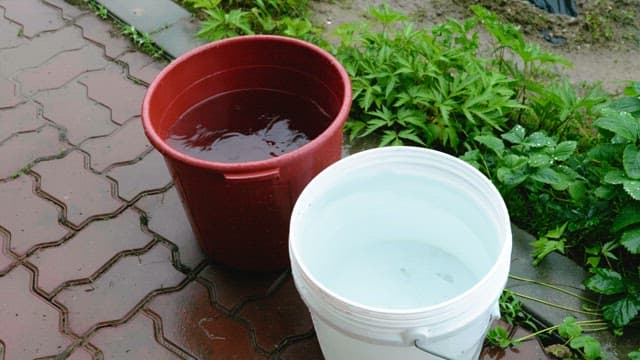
[
  {"x1": 623, "y1": 179, "x2": 640, "y2": 200},
  {"x1": 620, "y1": 227, "x2": 640, "y2": 254},
  {"x1": 609, "y1": 96, "x2": 640, "y2": 115},
  {"x1": 475, "y1": 135, "x2": 505, "y2": 156},
  {"x1": 501, "y1": 124, "x2": 526, "y2": 144},
  {"x1": 612, "y1": 204, "x2": 640, "y2": 232},
  {"x1": 531, "y1": 235, "x2": 565, "y2": 265},
  {"x1": 585, "y1": 268, "x2": 625, "y2": 295},
  {"x1": 570, "y1": 335, "x2": 601, "y2": 360},
  {"x1": 593, "y1": 110, "x2": 639, "y2": 143},
  {"x1": 630, "y1": 350, "x2": 640, "y2": 360},
  {"x1": 623, "y1": 145, "x2": 640, "y2": 179},
  {"x1": 553, "y1": 141, "x2": 578, "y2": 161},
  {"x1": 558, "y1": 316, "x2": 582, "y2": 339},
  {"x1": 603, "y1": 297, "x2": 639, "y2": 328}
]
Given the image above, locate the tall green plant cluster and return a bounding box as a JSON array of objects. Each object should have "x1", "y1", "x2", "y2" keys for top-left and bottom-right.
[{"x1": 182, "y1": 0, "x2": 323, "y2": 44}]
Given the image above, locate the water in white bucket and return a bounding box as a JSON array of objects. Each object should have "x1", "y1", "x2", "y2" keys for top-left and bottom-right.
[{"x1": 290, "y1": 147, "x2": 512, "y2": 360}]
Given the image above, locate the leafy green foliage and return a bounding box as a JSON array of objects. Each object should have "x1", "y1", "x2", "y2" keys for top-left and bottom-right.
[
  {"x1": 485, "y1": 326, "x2": 515, "y2": 348},
  {"x1": 184, "y1": 0, "x2": 323, "y2": 44},
  {"x1": 333, "y1": 4, "x2": 527, "y2": 152},
  {"x1": 531, "y1": 223, "x2": 567, "y2": 265}
]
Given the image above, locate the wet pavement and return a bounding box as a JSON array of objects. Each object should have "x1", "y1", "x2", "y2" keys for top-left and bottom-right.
[{"x1": 0, "y1": 0, "x2": 552, "y2": 359}]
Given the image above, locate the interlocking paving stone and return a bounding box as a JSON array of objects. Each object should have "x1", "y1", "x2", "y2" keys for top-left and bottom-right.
[
  {"x1": 0, "y1": 265, "x2": 72, "y2": 359},
  {"x1": 239, "y1": 277, "x2": 313, "y2": 352},
  {"x1": 89, "y1": 311, "x2": 181, "y2": 359},
  {"x1": 0, "y1": 176, "x2": 68, "y2": 256},
  {"x1": 66, "y1": 346, "x2": 94, "y2": 360},
  {"x1": 280, "y1": 337, "x2": 323, "y2": 360},
  {"x1": 117, "y1": 50, "x2": 165, "y2": 85},
  {"x1": 16, "y1": 45, "x2": 107, "y2": 96},
  {"x1": 150, "y1": 17, "x2": 204, "y2": 59},
  {"x1": 0, "y1": 0, "x2": 66, "y2": 38},
  {"x1": 0, "y1": 248, "x2": 15, "y2": 273},
  {"x1": 79, "y1": 65, "x2": 147, "y2": 125},
  {"x1": 99, "y1": 0, "x2": 190, "y2": 34},
  {"x1": 37, "y1": 81, "x2": 116, "y2": 145},
  {"x1": 134, "y1": 187, "x2": 204, "y2": 270},
  {"x1": 29, "y1": 208, "x2": 153, "y2": 294},
  {"x1": 81, "y1": 117, "x2": 152, "y2": 172},
  {"x1": 0, "y1": 26, "x2": 85, "y2": 77},
  {"x1": 43, "y1": 0, "x2": 87, "y2": 20},
  {"x1": 31, "y1": 150, "x2": 123, "y2": 226},
  {"x1": 0, "y1": 76, "x2": 21, "y2": 108},
  {"x1": 480, "y1": 322, "x2": 552, "y2": 359},
  {"x1": 147, "y1": 280, "x2": 265, "y2": 360},
  {"x1": 75, "y1": 14, "x2": 130, "y2": 59},
  {"x1": 54, "y1": 244, "x2": 185, "y2": 336},
  {"x1": 0, "y1": 125, "x2": 66, "y2": 180},
  {"x1": 0, "y1": 12, "x2": 26, "y2": 49},
  {"x1": 106, "y1": 150, "x2": 172, "y2": 201},
  {"x1": 0, "y1": 101, "x2": 45, "y2": 142},
  {"x1": 198, "y1": 265, "x2": 284, "y2": 311}
]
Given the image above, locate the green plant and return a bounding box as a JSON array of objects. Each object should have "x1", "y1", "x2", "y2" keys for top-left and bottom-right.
[
  {"x1": 334, "y1": 5, "x2": 526, "y2": 152},
  {"x1": 185, "y1": 0, "x2": 323, "y2": 44},
  {"x1": 119, "y1": 25, "x2": 164, "y2": 59}
]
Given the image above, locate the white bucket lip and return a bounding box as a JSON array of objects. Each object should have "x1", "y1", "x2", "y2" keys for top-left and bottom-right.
[{"x1": 289, "y1": 146, "x2": 512, "y2": 317}]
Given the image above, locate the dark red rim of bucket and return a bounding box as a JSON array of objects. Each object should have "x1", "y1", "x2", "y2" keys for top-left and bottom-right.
[{"x1": 142, "y1": 35, "x2": 352, "y2": 174}]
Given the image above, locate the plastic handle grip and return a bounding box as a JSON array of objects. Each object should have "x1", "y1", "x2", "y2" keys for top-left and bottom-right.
[{"x1": 224, "y1": 168, "x2": 280, "y2": 182}]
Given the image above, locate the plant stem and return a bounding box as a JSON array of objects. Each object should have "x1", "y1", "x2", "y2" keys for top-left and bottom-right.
[
  {"x1": 510, "y1": 291, "x2": 602, "y2": 316},
  {"x1": 508, "y1": 274, "x2": 600, "y2": 306}
]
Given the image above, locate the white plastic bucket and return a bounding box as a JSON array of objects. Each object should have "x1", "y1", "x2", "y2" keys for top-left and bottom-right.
[{"x1": 289, "y1": 146, "x2": 512, "y2": 360}]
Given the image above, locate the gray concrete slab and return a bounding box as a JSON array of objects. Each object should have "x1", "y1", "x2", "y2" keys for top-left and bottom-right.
[
  {"x1": 98, "y1": 0, "x2": 190, "y2": 34},
  {"x1": 150, "y1": 17, "x2": 205, "y2": 58}
]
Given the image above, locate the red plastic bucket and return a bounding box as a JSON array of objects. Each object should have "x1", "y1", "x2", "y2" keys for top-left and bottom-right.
[{"x1": 142, "y1": 35, "x2": 352, "y2": 271}]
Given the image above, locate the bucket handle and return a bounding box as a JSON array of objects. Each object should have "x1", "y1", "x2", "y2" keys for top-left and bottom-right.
[
  {"x1": 409, "y1": 303, "x2": 501, "y2": 359},
  {"x1": 224, "y1": 168, "x2": 280, "y2": 182}
]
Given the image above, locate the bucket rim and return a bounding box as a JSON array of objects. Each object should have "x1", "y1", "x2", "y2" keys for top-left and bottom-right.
[
  {"x1": 289, "y1": 146, "x2": 512, "y2": 317},
  {"x1": 141, "y1": 34, "x2": 352, "y2": 174}
]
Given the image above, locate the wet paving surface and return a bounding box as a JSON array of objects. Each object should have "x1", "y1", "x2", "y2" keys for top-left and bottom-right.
[{"x1": 0, "y1": 0, "x2": 552, "y2": 358}]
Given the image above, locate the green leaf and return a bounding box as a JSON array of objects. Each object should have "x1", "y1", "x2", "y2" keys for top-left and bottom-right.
[
  {"x1": 609, "y1": 96, "x2": 640, "y2": 114},
  {"x1": 531, "y1": 167, "x2": 568, "y2": 189},
  {"x1": 546, "y1": 222, "x2": 568, "y2": 239},
  {"x1": 529, "y1": 153, "x2": 552, "y2": 168},
  {"x1": 623, "y1": 179, "x2": 640, "y2": 200},
  {"x1": 585, "y1": 268, "x2": 625, "y2": 295},
  {"x1": 623, "y1": 145, "x2": 640, "y2": 179},
  {"x1": 629, "y1": 350, "x2": 640, "y2": 360},
  {"x1": 553, "y1": 141, "x2": 578, "y2": 161},
  {"x1": 524, "y1": 132, "x2": 555, "y2": 148},
  {"x1": 568, "y1": 181, "x2": 587, "y2": 202},
  {"x1": 603, "y1": 297, "x2": 639, "y2": 328},
  {"x1": 501, "y1": 125, "x2": 526, "y2": 144},
  {"x1": 558, "y1": 316, "x2": 582, "y2": 339},
  {"x1": 397, "y1": 129, "x2": 426, "y2": 146},
  {"x1": 612, "y1": 204, "x2": 640, "y2": 232},
  {"x1": 485, "y1": 326, "x2": 513, "y2": 349},
  {"x1": 497, "y1": 167, "x2": 528, "y2": 187},
  {"x1": 503, "y1": 154, "x2": 528, "y2": 169},
  {"x1": 531, "y1": 236, "x2": 565, "y2": 265},
  {"x1": 475, "y1": 135, "x2": 505, "y2": 156},
  {"x1": 594, "y1": 110, "x2": 639, "y2": 143},
  {"x1": 604, "y1": 169, "x2": 627, "y2": 185},
  {"x1": 379, "y1": 130, "x2": 397, "y2": 147},
  {"x1": 570, "y1": 335, "x2": 602, "y2": 360},
  {"x1": 621, "y1": 227, "x2": 640, "y2": 254}
]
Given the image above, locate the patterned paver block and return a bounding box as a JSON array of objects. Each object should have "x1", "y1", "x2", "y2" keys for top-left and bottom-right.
[
  {"x1": 31, "y1": 150, "x2": 123, "y2": 226},
  {"x1": 81, "y1": 117, "x2": 152, "y2": 173},
  {"x1": 239, "y1": 277, "x2": 314, "y2": 352},
  {"x1": 0, "y1": 125, "x2": 66, "y2": 180},
  {"x1": 16, "y1": 45, "x2": 107, "y2": 96},
  {"x1": 37, "y1": 81, "x2": 116, "y2": 145},
  {"x1": 99, "y1": 0, "x2": 190, "y2": 34},
  {"x1": 0, "y1": 176, "x2": 68, "y2": 256},
  {"x1": 0, "y1": 76, "x2": 21, "y2": 108},
  {"x1": 134, "y1": 187, "x2": 204, "y2": 270},
  {"x1": 147, "y1": 280, "x2": 266, "y2": 360},
  {"x1": 43, "y1": 0, "x2": 87, "y2": 20},
  {"x1": 0, "y1": 101, "x2": 45, "y2": 142},
  {"x1": 118, "y1": 51, "x2": 165, "y2": 85},
  {"x1": 0, "y1": 248, "x2": 15, "y2": 273},
  {"x1": 0, "y1": 0, "x2": 66, "y2": 38},
  {"x1": 0, "y1": 265, "x2": 72, "y2": 359},
  {"x1": 29, "y1": 208, "x2": 153, "y2": 294},
  {"x1": 198, "y1": 265, "x2": 284, "y2": 311},
  {"x1": 66, "y1": 346, "x2": 94, "y2": 360},
  {"x1": 89, "y1": 312, "x2": 181, "y2": 359},
  {"x1": 75, "y1": 15, "x2": 130, "y2": 60},
  {"x1": 0, "y1": 26, "x2": 85, "y2": 77},
  {"x1": 54, "y1": 244, "x2": 185, "y2": 336},
  {"x1": 79, "y1": 65, "x2": 147, "y2": 125},
  {"x1": 280, "y1": 337, "x2": 323, "y2": 360},
  {"x1": 107, "y1": 150, "x2": 172, "y2": 201},
  {"x1": 0, "y1": 13, "x2": 26, "y2": 49}
]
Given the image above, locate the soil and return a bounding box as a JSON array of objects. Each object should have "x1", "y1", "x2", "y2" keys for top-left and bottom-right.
[{"x1": 310, "y1": 0, "x2": 640, "y2": 94}]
